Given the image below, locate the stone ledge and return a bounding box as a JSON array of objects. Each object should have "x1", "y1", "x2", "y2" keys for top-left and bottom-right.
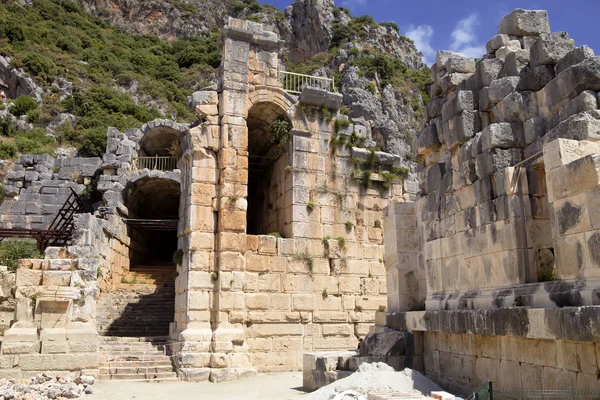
[
  {"x1": 388, "y1": 305, "x2": 600, "y2": 342},
  {"x1": 425, "y1": 277, "x2": 600, "y2": 311}
]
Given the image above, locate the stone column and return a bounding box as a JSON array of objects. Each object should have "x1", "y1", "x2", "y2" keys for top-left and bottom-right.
[{"x1": 543, "y1": 138, "x2": 600, "y2": 279}]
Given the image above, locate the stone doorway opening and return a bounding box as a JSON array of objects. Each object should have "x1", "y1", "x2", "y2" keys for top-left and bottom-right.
[
  {"x1": 97, "y1": 177, "x2": 180, "y2": 339},
  {"x1": 246, "y1": 102, "x2": 292, "y2": 236}
]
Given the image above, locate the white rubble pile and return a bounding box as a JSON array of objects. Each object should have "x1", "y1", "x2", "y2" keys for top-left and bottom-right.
[
  {"x1": 305, "y1": 363, "x2": 443, "y2": 400},
  {"x1": 0, "y1": 374, "x2": 95, "y2": 400}
]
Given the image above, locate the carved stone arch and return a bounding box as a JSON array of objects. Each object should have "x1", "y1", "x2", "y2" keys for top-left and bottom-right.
[{"x1": 138, "y1": 119, "x2": 189, "y2": 157}]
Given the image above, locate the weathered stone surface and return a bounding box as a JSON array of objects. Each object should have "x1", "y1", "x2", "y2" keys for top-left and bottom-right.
[
  {"x1": 416, "y1": 123, "x2": 440, "y2": 153},
  {"x1": 495, "y1": 40, "x2": 522, "y2": 60},
  {"x1": 442, "y1": 91, "x2": 476, "y2": 122},
  {"x1": 486, "y1": 34, "x2": 511, "y2": 54},
  {"x1": 489, "y1": 77, "x2": 520, "y2": 103},
  {"x1": 530, "y1": 32, "x2": 575, "y2": 68},
  {"x1": 481, "y1": 122, "x2": 524, "y2": 151},
  {"x1": 555, "y1": 46, "x2": 595, "y2": 75},
  {"x1": 359, "y1": 330, "x2": 407, "y2": 358},
  {"x1": 543, "y1": 111, "x2": 600, "y2": 145},
  {"x1": 476, "y1": 58, "x2": 504, "y2": 88},
  {"x1": 445, "y1": 56, "x2": 476, "y2": 74},
  {"x1": 500, "y1": 50, "x2": 531, "y2": 78},
  {"x1": 518, "y1": 65, "x2": 555, "y2": 91},
  {"x1": 541, "y1": 57, "x2": 600, "y2": 113},
  {"x1": 498, "y1": 9, "x2": 550, "y2": 37}
]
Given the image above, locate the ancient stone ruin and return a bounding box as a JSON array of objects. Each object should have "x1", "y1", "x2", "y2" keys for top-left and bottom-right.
[
  {"x1": 0, "y1": 6, "x2": 599, "y2": 398},
  {"x1": 0, "y1": 18, "x2": 409, "y2": 382}
]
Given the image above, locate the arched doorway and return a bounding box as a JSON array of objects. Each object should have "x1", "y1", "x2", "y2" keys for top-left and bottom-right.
[
  {"x1": 125, "y1": 177, "x2": 181, "y2": 266},
  {"x1": 246, "y1": 102, "x2": 292, "y2": 236}
]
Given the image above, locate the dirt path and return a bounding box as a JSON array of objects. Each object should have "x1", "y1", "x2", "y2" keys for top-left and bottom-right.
[{"x1": 89, "y1": 372, "x2": 307, "y2": 400}]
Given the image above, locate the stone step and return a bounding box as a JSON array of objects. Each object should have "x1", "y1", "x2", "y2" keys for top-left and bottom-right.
[
  {"x1": 98, "y1": 372, "x2": 178, "y2": 381},
  {"x1": 99, "y1": 360, "x2": 173, "y2": 368},
  {"x1": 99, "y1": 343, "x2": 168, "y2": 352},
  {"x1": 99, "y1": 336, "x2": 169, "y2": 342},
  {"x1": 100, "y1": 353, "x2": 171, "y2": 362},
  {"x1": 99, "y1": 365, "x2": 174, "y2": 374}
]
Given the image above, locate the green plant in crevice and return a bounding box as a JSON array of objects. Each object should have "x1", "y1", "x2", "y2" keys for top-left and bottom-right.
[
  {"x1": 361, "y1": 169, "x2": 372, "y2": 188},
  {"x1": 268, "y1": 115, "x2": 292, "y2": 158},
  {"x1": 345, "y1": 221, "x2": 354, "y2": 231},
  {"x1": 293, "y1": 251, "x2": 314, "y2": 272},
  {"x1": 379, "y1": 170, "x2": 401, "y2": 190},
  {"x1": 172, "y1": 249, "x2": 184, "y2": 266},
  {"x1": 322, "y1": 288, "x2": 328, "y2": 299},
  {"x1": 306, "y1": 200, "x2": 315, "y2": 212},
  {"x1": 210, "y1": 271, "x2": 219, "y2": 281},
  {"x1": 334, "y1": 118, "x2": 350, "y2": 133},
  {"x1": 337, "y1": 237, "x2": 346, "y2": 248}
]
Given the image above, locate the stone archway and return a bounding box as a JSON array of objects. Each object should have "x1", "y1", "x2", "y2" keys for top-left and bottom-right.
[{"x1": 245, "y1": 99, "x2": 293, "y2": 236}]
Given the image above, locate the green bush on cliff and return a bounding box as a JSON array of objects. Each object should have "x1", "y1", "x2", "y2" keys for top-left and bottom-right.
[{"x1": 0, "y1": 0, "x2": 222, "y2": 156}]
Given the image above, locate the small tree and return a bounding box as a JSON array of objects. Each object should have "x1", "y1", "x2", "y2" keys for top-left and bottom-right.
[
  {"x1": 10, "y1": 95, "x2": 38, "y2": 117},
  {"x1": 0, "y1": 239, "x2": 41, "y2": 271}
]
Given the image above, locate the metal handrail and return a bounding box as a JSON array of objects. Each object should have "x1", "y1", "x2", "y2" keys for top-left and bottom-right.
[
  {"x1": 133, "y1": 156, "x2": 177, "y2": 171},
  {"x1": 278, "y1": 70, "x2": 335, "y2": 94}
]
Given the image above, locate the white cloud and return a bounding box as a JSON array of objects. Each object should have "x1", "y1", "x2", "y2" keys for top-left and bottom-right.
[
  {"x1": 405, "y1": 24, "x2": 436, "y2": 66},
  {"x1": 449, "y1": 14, "x2": 486, "y2": 59}
]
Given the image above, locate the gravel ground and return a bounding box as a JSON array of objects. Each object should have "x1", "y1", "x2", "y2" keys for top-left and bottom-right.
[{"x1": 89, "y1": 372, "x2": 307, "y2": 400}]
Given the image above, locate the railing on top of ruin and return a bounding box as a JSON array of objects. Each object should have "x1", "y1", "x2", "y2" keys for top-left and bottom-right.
[
  {"x1": 133, "y1": 156, "x2": 177, "y2": 172},
  {"x1": 278, "y1": 70, "x2": 335, "y2": 94}
]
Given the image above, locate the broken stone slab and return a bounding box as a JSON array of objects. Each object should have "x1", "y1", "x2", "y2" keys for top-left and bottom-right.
[
  {"x1": 530, "y1": 32, "x2": 576, "y2": 68},
  {"x1": 426, "y1": 96, "x2": 444, "y2": 120},
  {"x1": 441, "y1": 90, "x2": 476, "y2": 123},
  {"x1": 299, "y1": 86, "x2": 327, "y2": 107},
  {"x1": 486, "y1": 34, "x2": 511, "y2": 54},
  {"x1": 479, "y1": 87, "x2": 494, "y2": 112},
  {"x1": 444, "y1": 55, "x2": 475, "y2": 74},
  {"x1": 555, "y1": 45, "x2": 596, "y2": 76},
  {"x1": 416, "y1": 123, "x2": 441, "y2": 154},
  {"x1": 540, "y1": 56, "x2": 600, "y2": 113},
  {"x1": 500, "y1": 50, "x2": 531, "y2": 77},
  {"x1": 436, "y1": 50, "x2": 465, "y2": 70},
  {"x1": 359, "y1": 330, "x2": 409, "y2": 358},
  {"x1": 492, "y1": 91, "x2": 537, "y2": 123},
  {"x1": 542, "y1": 110, "x2": 600, "y2": 146},
  {"x1": 481, "y1": 122, "x2": 525, "y2": 151},
  {"x1": 476, "y1": 58, "x2": 504, "y2": 89},
  {"x1": 498, "y1": 9, "x2": 550, "y2": 37},
  {"x1": 517, "y1": 65, "x2": 555, "y2": 92},
  {"x1": 495, "y1": 40, "x2": 522, "y2": 60},
  {"x1": 441, "y1": 73, "x2": 472, "y2": 95},
  {"x1": 546, "y1": 90, "x2": 598, "y2": 132},
  {"x1": 323, "y1": 92, "x2": 343, "y2": 110},
  {"x1": 489, "y1": 76, "x2": 521, "y2": 104}
]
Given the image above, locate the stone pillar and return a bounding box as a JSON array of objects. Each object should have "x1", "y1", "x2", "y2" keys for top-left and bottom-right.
[
  {"x1": 543, "y1": 138, "x2": 600, "y2": 279},
  {"x1": 383, "y1": 202, "x2": 424, "y2": 313},
  {"x1": 170, "y1": 91, "x2": 220, "y2": 381}
]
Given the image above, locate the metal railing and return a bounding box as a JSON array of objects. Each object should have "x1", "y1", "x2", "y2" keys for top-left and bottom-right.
[
  {"x1": 278, "y1": 70, "x2": 335, "y2": 94},
  {"x1": 133, "y1": 156, "x2": 177, "y2": 171}
]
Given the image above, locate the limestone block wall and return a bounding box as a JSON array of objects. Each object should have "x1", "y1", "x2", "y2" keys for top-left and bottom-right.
[
  {"x1": 0, "y1": 154, "x2": 100, "y2": 230},
  {"x1": 382, "y1": 8, "x2": 600, "y2": 397},
  {"x1": 413, "y1": 9, "x2": 600, "y2": 309}
]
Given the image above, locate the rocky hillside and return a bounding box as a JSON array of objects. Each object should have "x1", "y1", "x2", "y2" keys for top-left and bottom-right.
[{"x1": 0, "y1": 0, "x2": 430, "y2": 159}]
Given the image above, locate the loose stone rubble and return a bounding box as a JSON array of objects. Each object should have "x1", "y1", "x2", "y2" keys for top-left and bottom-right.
[{"x1": 0, "y1": 374, "x2": 94, "y2": 400}]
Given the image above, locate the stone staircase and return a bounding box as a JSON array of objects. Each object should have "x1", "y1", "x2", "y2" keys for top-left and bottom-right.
[
  {"x1": 96, "y1": 266, "x2": 178, "y2": 381},
  {"x1": 99, "y1": 336, "x2": 178, "y2": 381},
  {"x1": 96, "y1": 266, "x2": 175, "y2": 337}
]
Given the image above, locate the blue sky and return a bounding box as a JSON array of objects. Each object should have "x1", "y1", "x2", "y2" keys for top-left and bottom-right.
[{"x1": 259, "y1": 0, "x2": 599, "y2": 65}]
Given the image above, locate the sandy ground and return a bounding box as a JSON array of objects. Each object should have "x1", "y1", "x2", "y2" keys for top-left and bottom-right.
[{"x1": 89, "y1": 372, "x2": 307, "y2": 400}]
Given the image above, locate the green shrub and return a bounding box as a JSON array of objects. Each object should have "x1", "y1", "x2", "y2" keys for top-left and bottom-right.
[
  {"x1": 0, "y1": 239, "x2": 41, "y2": 271},
  {"x1": 55, "y1": 120, "x2": 82, "y2": 144},
  {"x1": 0, "y1": 116, "x2": 17, "y2": 137},
  {"x1": 379, "y1": 21, "x2": 400, "y2": 32},
  {"x1": 365, "y1": 82, "x2": 376, "y2": 93},
  {"x1": 20, "y1": 53, "x2": 56, "y2": 82},
  {"x1": 10, "y1": 96, "x2": 38, "y2": 117},
  {"x1": 78, "y1": 128, "x2": 107, "y2": 157},
  {"x1": 0, "y1": 141, "x2": 18, "y2": 159},
  {"x1": 15, "y1": 129, "x2": 56, "y2": 154}
]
